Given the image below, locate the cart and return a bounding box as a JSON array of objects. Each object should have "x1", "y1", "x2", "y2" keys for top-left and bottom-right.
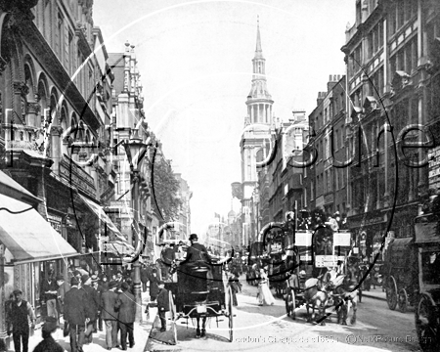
[
  {"x1": 165, "y1": 258, "x2": 234, "y2": 342},
  {"x1": 413, "y1": 213, "x2": 440, "y2": 351},
  {"x1": 384, "y1": 237, "x2": 417, "y2": 313}
]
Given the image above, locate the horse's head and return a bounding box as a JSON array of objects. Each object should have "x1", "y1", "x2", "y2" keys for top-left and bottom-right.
[{"x1": 320, "y1": 269, "x2": 345, "y2": 291}]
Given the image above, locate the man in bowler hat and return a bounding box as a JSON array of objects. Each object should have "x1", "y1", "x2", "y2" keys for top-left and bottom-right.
[
  {"x1": 101, "y1": 281, "x2": 119, "y2": 350},
  {"x1": 64, "y1": 277, "x2": 88, "y2": 352},
  {"x1": 117, "y1": 282, "x2": 136, "y2": 350}
]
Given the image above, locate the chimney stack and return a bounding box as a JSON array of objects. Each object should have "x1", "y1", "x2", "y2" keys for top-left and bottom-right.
[
  {"x1": 327, "y1": 74, "x2": 342, "y2": 92},
  {"x1": 317, "y1": 91, "x2": 326, "y2": 106}
]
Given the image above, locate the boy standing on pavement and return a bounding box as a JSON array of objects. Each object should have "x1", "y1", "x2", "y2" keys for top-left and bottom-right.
[
  {"x1": 156, "y1": 281, "x2": 169, "y2": 332},
  {"x1": 10, "y1": 289, "x2": 36, "y2": 352}
]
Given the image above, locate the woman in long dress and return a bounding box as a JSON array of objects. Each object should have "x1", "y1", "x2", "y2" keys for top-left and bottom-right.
[{"x1": 258, "y1": 268, "x2": 275, "y2": 306}]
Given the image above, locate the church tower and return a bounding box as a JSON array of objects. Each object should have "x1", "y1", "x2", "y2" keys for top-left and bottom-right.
[{"x1": 239, "y1": 18, "x2": 274, "y2": 245}]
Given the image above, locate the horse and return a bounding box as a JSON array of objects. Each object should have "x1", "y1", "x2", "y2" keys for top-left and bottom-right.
[
  {"x1": 303, "y1": 272, "x2": 334, "y2": 325},
  {"x1": 195, "y1": 316, "x2": 207, "y2": 338},
  {"x1": 333, "y1": 266, "x2": 359, "y2": 325}
]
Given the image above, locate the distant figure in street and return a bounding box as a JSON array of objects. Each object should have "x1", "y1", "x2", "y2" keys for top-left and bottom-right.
[
  {"x1": 32, "y1": 316, "x2": 63, "y2": 352},
  {"x1": 160, "y1": 243, "x2": 175, "y2": 280},
  {"x1": 101, "y1": 281, "x2": 119, "y2": 350},
  {"x1": 156, "y1": 281, "x2": 169, "y2": 332},
  {"x1": 99, "y1": 274, "x2": 109, "y2": 292},
  {"x1": 174, "y1": 241, "x2": 186, "y2": 260},
  {"x1": 115, "y1": 271, "x2": 124, "y2": 291},
  {"x1": 64, "y1": 277, "x2": 88, "y2": 352},
  {"x1": 258, "y1": 268, "x2": 275, "y2": 306},
  {"x1": 10, "y1": 289, "x2": 36, "y2": 352},
  {"x1": 117, "y1": 282, "x2": 136, "y2": 349}
]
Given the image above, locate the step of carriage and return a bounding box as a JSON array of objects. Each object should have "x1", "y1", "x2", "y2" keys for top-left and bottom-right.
[{"x1": 190, "y1": 290, "x2": 210, "y2": 295}]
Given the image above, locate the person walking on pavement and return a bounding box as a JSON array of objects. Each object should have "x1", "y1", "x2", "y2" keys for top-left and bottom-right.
[
  {"x1": 55, "y1": 274, "x2": 65, "y2": 325},
  {"x1": 91, "y1": 275, "x2": 103, "y2": 332},
  {"x1": 32, "y1": 316, "x2": 63, "y2": 352},
  {"x1": 258, "y1": 268, "x2": 275, "y2": 306},
  {"x1": 10, "y1": 289, "x2": 36, "y2": 352},
  {"x1": 64, "y1": 277, "x2": 88, "y2": 352},
  {"x1": 81, "y1": 274, "x2": 98, "y2": 344},
  {"x1": 116, "y1": 282, "x2": 136, "y2": 350},
  {"x1": 149, "y1": 268, "x2": 160, "y2": 302},
  {"x1": 5, "y1": 293, "x2": 15, "y2": 336},
  {"x1": 140, "y1": 264, "x2": 149, "y2": 293},
  {"x1": 156, "y1": 281, "x2": 169, "y2": 332},
  {"x1": 101, "y1": 281, "x2": 119, "y2": 350},
  {"x1": 115, "y1": 271, "x2": 124, "y2": 291},
  {"x1": 41, "y1": 269, "x2": 59, "y2": 320}
]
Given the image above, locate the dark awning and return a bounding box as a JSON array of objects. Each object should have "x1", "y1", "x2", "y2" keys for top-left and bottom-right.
[{"x1": 0, "y1": 193, "x2": 78, "y2": 264}]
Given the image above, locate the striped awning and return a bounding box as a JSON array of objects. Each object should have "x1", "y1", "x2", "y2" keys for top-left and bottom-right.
[
  {"x1": 0, "y1": 194, "x2": 78, "y2": 264},
  {"x1": 78, "y1": 194, "x2": 134, "y2": 253}
]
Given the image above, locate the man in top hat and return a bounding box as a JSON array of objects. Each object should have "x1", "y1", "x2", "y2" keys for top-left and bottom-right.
[
  {"x1": 64, "y1": 277, "x2": 88, "y2": 352},
  {"x1": 32, "y1": 316, "x2": 63, "y2": 352},
  {"x1": 81, "y1": 274, "x2": 99, "y2": 344},
  {"x1": 101, "y1": 281, "x2": 119, "y2": 350},
  {"x1": 179, "y1": 234, "x2": 212, "y2": 301},
  {"x1": 181, "y1": 234, "x2": 211, "y2": 265}
]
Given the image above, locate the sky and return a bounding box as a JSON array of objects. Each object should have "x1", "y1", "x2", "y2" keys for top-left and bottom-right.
[{"x1": 93, "y1": 0, "x2": 356, "y2": 234}]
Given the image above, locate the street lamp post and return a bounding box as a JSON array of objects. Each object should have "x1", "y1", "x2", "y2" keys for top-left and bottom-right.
[{"x1": 123, "y1": 128, "x2": 148, "y2": 323}]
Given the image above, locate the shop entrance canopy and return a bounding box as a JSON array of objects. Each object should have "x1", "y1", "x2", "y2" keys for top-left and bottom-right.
[{"x1": 0, "y1": 194, "x2": 78, "y2": 264}]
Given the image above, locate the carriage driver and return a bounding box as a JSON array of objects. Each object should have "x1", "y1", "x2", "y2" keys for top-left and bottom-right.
[{"x1": 180, "y1": 234, "x2": 212, "y2": 266}]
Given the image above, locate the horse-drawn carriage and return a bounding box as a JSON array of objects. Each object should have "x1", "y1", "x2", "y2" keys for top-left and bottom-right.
[
  {"x1": 163, "y1": 257, "x2": 234, "y2": 343},
  {"x1": 380, "y1": 210, "x2": 440, "y2": 351},
  {"x1": 384, "y1": 237, "x2": 417, "y2": 313},
  {"x1": 284, "y1": 224, "x2": 358, "y2": 325},
  {"x1": 284, "y1": 229, "x2": 314, "y2": 319}
]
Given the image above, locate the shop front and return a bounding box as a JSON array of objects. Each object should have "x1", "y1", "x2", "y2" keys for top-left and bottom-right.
[
  {"x1": 348, "y1": 211, "x2": 388, "y2": 263},
  {"x1": 0, "y1": 170, "x2": 78, "y2": 347}
]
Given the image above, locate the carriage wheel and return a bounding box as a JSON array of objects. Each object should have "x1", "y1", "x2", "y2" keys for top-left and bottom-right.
[
  {"x1": 398, "y1": 288, "x2": 408, "y2": 314},
  {"x1": 386, "y1": 276, "x2": 398, "y2": 311},
  {"x1": 227, "y1": 286, "x2": 234, "y2": 342},
  {"x1": 285, "y1": 288, "x2": 296, "y2": 320},
  {"x1": 169, "y1": 291, "x2": 177, "y2": 344},
  {"x1": 415, "y1": 294, "x2": 440, "y2": 351}
]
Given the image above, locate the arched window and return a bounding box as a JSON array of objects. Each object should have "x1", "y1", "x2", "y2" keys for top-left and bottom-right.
[{"x1": 37, "y1": 79, "x2": 48, "y2": 128}]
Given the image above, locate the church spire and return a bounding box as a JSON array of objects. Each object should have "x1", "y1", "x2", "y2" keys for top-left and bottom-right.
[
  {"x1": 245, "y1": 17, "x2": 273, "y2": 125},
  {"x1": 255, "y1": 15, "x2": 263, "y2": 56}
]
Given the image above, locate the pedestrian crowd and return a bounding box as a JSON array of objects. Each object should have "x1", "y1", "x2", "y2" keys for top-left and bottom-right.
[{"x1": 5, "y1": 265, "x2": 156, "y2": 352}]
